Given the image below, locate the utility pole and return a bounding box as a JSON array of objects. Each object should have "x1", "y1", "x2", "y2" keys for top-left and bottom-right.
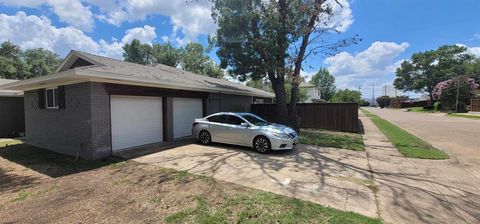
[
  {"x1": 455, "y1": 80, "x2": 460, "y2": 113},
  {"x1": 371, "y1": 83, "x2": 375, "y2": 106},
  {"x1": 384, "y1": 84, "x2": 387, "y2": 108}
]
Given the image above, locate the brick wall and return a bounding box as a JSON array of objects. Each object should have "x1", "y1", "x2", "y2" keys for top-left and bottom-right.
[
  {"x1": 24, "y1": 82, "x2": 111, "y2": 159},
  {"x1": 0, "y1": 96, "x2": 24, "y2": 137},
  {"x1": 24, "y1": 82, "x2": 258, "y2": 159},
  {"x1": 89, "y1": 82, "x2": 111, "y2": 159}
]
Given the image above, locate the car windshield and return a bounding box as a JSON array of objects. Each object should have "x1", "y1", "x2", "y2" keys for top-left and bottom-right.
[{"x1": 241, "y1": 114, "x2": 269, "y2": 126}]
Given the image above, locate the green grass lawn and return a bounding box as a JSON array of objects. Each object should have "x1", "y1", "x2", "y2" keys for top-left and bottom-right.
[
  {"x1": 0, "y1": 138, "x2": 23, "y2": 147},
  {"x1": 361, "y1": 109, "x2": 448, "y2": 159},
  {"x1": 405, "y1": 107, "x2": 437, "y2": 113},
  {"x1": 448, "y1": 113, "x2": 480, "y2": 120},
  {"x1": 299, "y1": 129, "x2": 365, "y2": 151},
  {"x1": 165, "y1": 190, "x2": 382, "y2": 224}
]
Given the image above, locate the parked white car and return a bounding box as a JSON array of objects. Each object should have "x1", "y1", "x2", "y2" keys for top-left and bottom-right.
[{"x1": 192, "y1": 112, "x2": 298, "y2": 153}]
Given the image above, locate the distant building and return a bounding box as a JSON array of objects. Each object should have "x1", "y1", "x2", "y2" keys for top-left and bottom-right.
[{"x1": 299, "y1": 82, "x2": 321, "y2": 103}]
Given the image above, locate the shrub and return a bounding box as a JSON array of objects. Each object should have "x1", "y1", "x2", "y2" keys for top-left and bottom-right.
[
  {"x1": 376, "y1": 96, "x2": 391, "y2": 108},
  {"x1": 433, "y1": 76, "x2": 479, "y2": 112},
  {"x1": 359, "y1": 100, "x2": 370, "y2": 106}
]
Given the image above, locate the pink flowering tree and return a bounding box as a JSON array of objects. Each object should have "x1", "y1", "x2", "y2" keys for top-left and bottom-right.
[{"x1": 433, "y1": 76, "x2": 479, "y2": 112}]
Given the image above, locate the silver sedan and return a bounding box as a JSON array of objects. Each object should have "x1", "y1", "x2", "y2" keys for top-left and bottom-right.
[{"x1": 192, "y1": 112, "x2": 298, "y2": 153}]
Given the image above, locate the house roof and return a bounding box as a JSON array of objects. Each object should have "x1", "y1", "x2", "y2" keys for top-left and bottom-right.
[
  {"x1": 299, "y1": 82, "x2": 316, "y2": 88},
  {"x1": 0, "y1": 50, "x2": 274, "y2": 98},
  {"x1": 0, "y1": 79, "x2": 23, "y2": 97}
]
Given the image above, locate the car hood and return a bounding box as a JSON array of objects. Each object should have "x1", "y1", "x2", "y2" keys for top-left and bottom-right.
[{"x1": 258, "y1": 123, "x2": 295, "y2": 133}]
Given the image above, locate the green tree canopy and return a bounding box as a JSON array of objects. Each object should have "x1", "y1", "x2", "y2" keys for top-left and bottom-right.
[
  {"x1": 376, "y1": 96, "x2": 391, "y2": 108},
  {"x1": 0, "y1": 41, "x2": 61, "y2": 79},
  {"x1": 246, "y1": 79, "x2": 269, "y2": 90},
  {"x1": 123, "y1": 39, "x2": 223, "y2": 78},
  {"x1": 123, "y1": 39, "x2": 153, "y2": 65},
  {"x1": 330, "y1": 89, "x2": 362, "y2": 103},
  {"x1": 23, "y1": 48, "x2": 62, "y2": 78},
  {"x1": 151, "y1": 42, "x2": 182, "y2": 67},
  {"x1": 394, "y1": 45, "x2": 476, "y2": 105},
  {"x1": 465, "y1": 58, "x2": 480, "y2": 81},
  {"x1": 181, "y1": 42, "x2": 224, "y2": 78},
  {"x1": 211, "y1": 0, "x2": 359, "y2": 126},
  {"x1": 246, "y1": 78, "x2": 308, "y2": 103},
  {"x1": 0, "y1": 41, "x2": 27, "y2": 79},
  {"x1": 309, "y1": 68, "x2": 336, "y2": 101}
]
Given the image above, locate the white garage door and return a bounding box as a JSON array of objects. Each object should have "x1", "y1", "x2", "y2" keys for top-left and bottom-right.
[
  {"x1": 173, "y1": 98, "x2": 203, "y2": 138},
  {"x1": 111, "y1": 95, "x2": 163, "y2": 151}
]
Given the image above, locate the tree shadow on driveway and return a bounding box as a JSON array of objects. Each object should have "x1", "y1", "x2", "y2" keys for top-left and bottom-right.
[{"x1": 133, "y1": 142, "x2": 379, "y2": 217}]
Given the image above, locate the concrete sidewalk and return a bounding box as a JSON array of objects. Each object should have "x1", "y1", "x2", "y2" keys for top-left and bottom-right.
[
  {"x1": 364, "y1": 107, "x2": 480, "y2": 179},
  {"x1": 360, "y1": 111, "x2": 480, "y2": 224}
]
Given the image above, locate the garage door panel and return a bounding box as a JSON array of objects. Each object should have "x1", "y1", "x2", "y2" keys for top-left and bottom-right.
[
  {"x1": 173, "y1": 98, "x2": 203, "y2": 139},
  {"x1": 111, "y1": 96, "x2": 163, "y2": 151}
]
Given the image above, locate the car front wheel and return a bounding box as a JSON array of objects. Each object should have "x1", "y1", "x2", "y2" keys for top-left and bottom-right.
[
  {"x1": 253, "y1": 136, "x2": 271, "y2": 153},
  {"x1": 199, "y1": 130, "x2": 211, "y2": 145}
]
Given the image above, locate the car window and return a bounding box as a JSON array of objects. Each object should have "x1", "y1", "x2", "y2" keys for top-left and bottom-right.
[
  {"x1": 241, "y1": 114, "x2": 269, "y2": 126},
  {"x1": 224, "y1": 115, "x2": 244, "y2": 125},
  {"x1": 207, "y1": 115, "x2": 225, "y2": 123}
]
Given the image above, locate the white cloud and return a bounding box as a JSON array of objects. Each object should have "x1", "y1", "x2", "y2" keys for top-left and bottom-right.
[
  {"x1": 321, "y1": 0, "x2": 354, "y2": 32},
  {"x1": 455, "y1": 43, "x2": 480, "y2": 58},
  {"x1": 0, "y1": 0, "x2": 95, "y2": 31},
  {"x1": 46, "y1": 0, "x2": 94, "y2": 31},
  {"x1": 1, "y1": 0, "x2": 354, "y2": 45},
  {"x1": 300, "y1": 70, "x2": 317, "y2": 82},
  {"x1": 468, "y1": 47, "x2": 480, "y2": 57},
  {"x1": 89, "y1": 0, "x2": 216, "y2": 44},
  {"x1": 121, "y1": 25, "x2": 157, "y2": 44},
  {"x1": 0, "y1": 11, "x2": 157, "y2": 59},
  {"x1": 324, "y1": 41, "x2": 409, "y2": 90}
]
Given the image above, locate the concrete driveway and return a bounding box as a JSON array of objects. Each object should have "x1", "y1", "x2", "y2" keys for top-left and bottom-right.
[{"x1": 133, "y1": 143, "x2": 378, "y2": 218}]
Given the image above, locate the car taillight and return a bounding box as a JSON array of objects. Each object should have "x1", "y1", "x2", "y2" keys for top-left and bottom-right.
[{"x1": 193, "y1": 122, "x2": 198, "y2": 127}]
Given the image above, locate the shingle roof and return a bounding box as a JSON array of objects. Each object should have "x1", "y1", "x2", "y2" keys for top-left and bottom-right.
[
  {"x1": 74, "y1": 51, "x2": 274, "y2": 98},
  {"x1": 299, "y1": 82, "x2": 316, "y2": 88}
]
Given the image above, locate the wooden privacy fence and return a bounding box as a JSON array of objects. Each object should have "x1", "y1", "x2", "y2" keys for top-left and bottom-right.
[
  {"x1": 251, "y1": 103, "x2": 359, "y2": 133},
  {"x1": 471, "y1": 99, "x2": 480, "y2": 112}
]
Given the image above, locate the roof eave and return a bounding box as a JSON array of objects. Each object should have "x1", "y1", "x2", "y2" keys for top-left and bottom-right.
[
  {"x1": 0, "y1": 69, "x2": 82, "y2": 91},
  {"x1": 0, "y1": 68, "x2": 274, "y2": 98},
  {"x1": 75, "y1": 69, "x2": 274, "y2": 98}
]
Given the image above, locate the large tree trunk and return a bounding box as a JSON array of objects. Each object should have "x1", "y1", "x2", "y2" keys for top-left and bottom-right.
[
  {"x1": 270, "y1": 73, "x2": 288, "y2": 124},
  {"x1": 288, "y1": 77, "x2": 300, "y2": 129},
  {"x1": 428, "y1": 90, "x2": 434, "y2": 106},
  {"x1": 272, "y1": 0, "x2": 289, "y2": 125}
]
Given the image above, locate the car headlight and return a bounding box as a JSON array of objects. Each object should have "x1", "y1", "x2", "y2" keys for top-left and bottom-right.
[{"x1": 272, "y1": 131, "x2": 290, "y2": 139}]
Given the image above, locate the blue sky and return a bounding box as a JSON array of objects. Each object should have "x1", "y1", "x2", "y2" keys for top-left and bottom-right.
[{"x1": 0, "y1": 0, "x2": 479, "y2": 98}]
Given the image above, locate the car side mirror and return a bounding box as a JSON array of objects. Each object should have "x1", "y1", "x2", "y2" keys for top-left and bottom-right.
[{"x1": 240, "y1": 122, "x2": 249, "y2": 127}]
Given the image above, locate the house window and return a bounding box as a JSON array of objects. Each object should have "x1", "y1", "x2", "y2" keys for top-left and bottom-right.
[{"x1": 45, "y1": 88, "x2": 59, "y2": 109}]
